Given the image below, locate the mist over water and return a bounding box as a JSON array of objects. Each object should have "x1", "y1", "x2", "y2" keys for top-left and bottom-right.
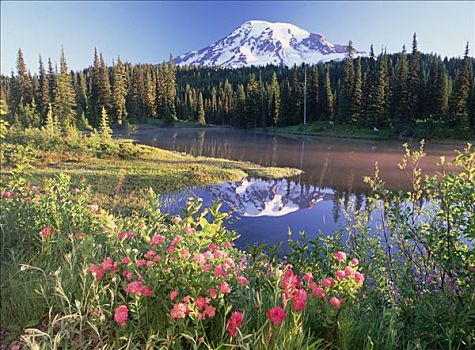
[{"x1": 121, "y1": 126, "x2": 461, "y2": 248}]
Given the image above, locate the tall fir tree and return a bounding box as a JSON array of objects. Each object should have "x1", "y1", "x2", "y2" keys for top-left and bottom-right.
[
  {"x1": 112, "y1": 57, "x2": 128, "y2": 125},
  {"x1": 269, "y1": 72, "x2": 281, "y2": 126},
  {"x1": 197, "y1": 92, "x2": 206, "y2": 125},
  {"x1": 54, "y1": 48, "x2": 76, "y2": 129},
  {"x1": 338, "y1": 41, "x2": 354, "y2": 123},
  {"x1": 38, "y1": 55, "x2": 50, "y2": 116},
  {"x1": 407, "y1": 33, "x2": 421, "y2": 121},
  {"x1": 98, "y1": 53, "x2": 112, "y2": 113},
  {"x1": 322, "y1": 66, "x2": 334, "y2": 120},
  {"x1": 308, "y1": 65, "x2": 320, "y2": 122},
  {"x1": 448, "y1": 43, "x2": 473, "y2": 125},
  {"x1": 245, "y1": 74, "x2": 261, "y2": 129},
  {"x1": 394, "y1": 46, "x2": 410, "y2": 130},
  {"x1": 351, "y1": 57, "x2": 363, "y2": 123}
]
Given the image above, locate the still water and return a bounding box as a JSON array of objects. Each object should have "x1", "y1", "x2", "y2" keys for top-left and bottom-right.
[{"x1": 122, "y1": 126, "x2": 462, "y2": 249}]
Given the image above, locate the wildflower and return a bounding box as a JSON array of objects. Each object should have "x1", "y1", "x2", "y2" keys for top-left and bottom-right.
[
  {"x1": 344, "y1": 266, "x2": 355, "y2": 277},
  {"x1": 310, "y1": 283, "x2": 325, "y2": 298},
  {"x1": 153, "y1": 255, "x2": 161, "y2": 262},
  {"x1": 354, "y1": 272, "x2": 365, "y2": 284},
  {"x1": 136, "y1": 259, "x2": 146, "y2": 267},
  {"x1": 122, "y1": 271, "x2": 134, "y2": 280},
  {"x1": 351, "y1": 258, "x2": 359, "y2": 266},
  {"x1": 170, "y1": 290, "x2": 179, "y2": 301},
  {"x1": 194, "y1": 253, "x2": 206, "y2": 264},
  {"x1": 167, "y1": 246, "x2": 176, "y2": 254},
  {"x1": 227, "y1": 311, "x2": 243, "y2": 337},
  {"x1": 224, "y1": 242, "x2": 233, "y2": 248},
  {"x1": 266, "y1": 306, "x2": 286, "y2": 326},
  {"x1": 330, "y1": 296, "x2": 342, "y2": 309},
  {"x1": 40, "y1": 226, "x2": 53, "y2": 239},
  {"x1": 122, "y1": 257, "x2": 132, "y2": 265},
  {"x1": 336, "y1": 270, "x2": 346, "y2": 281},
  {"x1": 204, "y1": 305, "x2": 216, "y2": 318},
  {"x1": 126, "y1": 281, "x2": 144, "y2": 295},
  {"x1": 282, "y1": 269, "x2": 301, "y2": 299},
  {"x1": 219, "y1": 281, "x2": 232, "y2": 294},
  {"x1": 1, "y1": 191, "x2": 13, "y2": 198},
  {"x1": 172, "y1": 216, "x2": 182, "y2": 225},
  {"x1": 71, "y1": 188, "x2": 80, "y2": 194},
  {"x1": 184, "y1": 226, "x2": 196, "y2": 235},
  {"x1": 237, "y1": 276, "x2": 249, "y2": 286},
  {"x1": 214, "y1": 266, "x2": 226, "y2": 277},
  {"x1": 89, "y1": 264, "x2": 105, "y2": 280},
  {"x1": 303, "y1": 272, "x2": 314, "y2": 283},
  {"x1": 101, "y1": 258, "x2": 114, "y2": 271},
  {"x1": 145, "y1": 250, "x2": 156, "y2": 259},
  {"x1": 170, "y1": 302, "x2": 189, "y2": 319},
  {"x1": 76, "y1": 231, "x2": 86, "y2": 240},
  {"x1": 204, "y1": 251, "x2": 214, "y2": 260},
  {"x1": 207, "y1": 288, "x2": 217, "y2": 299},
  {"x1": 292, "y1": 289, "x2": 308, "y2": 312},
  {"x1": 195, "y1": 296, "x2": 209, "y2": 311},
  {"x1": 208, "y1": 243, "x2": 218, "y2": 251},
  {"x1": 202, "y1": 264, "x2": 212, "y2": 272},
  {"x1": 214, "y1": 249, "x2": 226, "y2": 259},
  {"x1": 141, "y1": 286, "x2": 153, "y2": 297},
  {"x1": 114, "y1": 305, "x2": 128, "y2": 327},
  {"x1": 150, "y1": 234, "x2": 165, "y2": 245},
  {"x1": 321, "y1": 277, "x2": 334, "y2": 288},
  {"x1": 180, "y1": 249, "x2": 190, "y2": 260},
  {"x1": 334, "y1": 251, "x2": 347, "y2": 263},
  {"x1": 146, "y1": 261, "x2": 153, "y2": 268}
]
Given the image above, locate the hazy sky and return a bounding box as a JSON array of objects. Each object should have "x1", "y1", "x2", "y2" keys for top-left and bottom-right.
[{"x1": 1, "y1": 1, "x2": 474, "y2": 74}]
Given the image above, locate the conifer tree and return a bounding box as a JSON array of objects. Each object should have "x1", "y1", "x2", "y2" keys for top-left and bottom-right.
[
  {"x1": 308, "y1": 65, "x2": 319, "y2": 122},
  {"x1": 167, "y1": 54, "x2": 177, "y2": 120},
  {"x1": 245, "y1": 74, "x2": 261, "y2": 128},
  {"x1": 99, "y1": 106, "x2": 112, "y2": 141},
  {"x1": 407, "y1": 33, "x2": 421, "y2": 120},
  {"x1": 449, "y1": 43, "x2": 473, "y2": 125},
  {"x1": 44, "y1": 103, "x2": 57, "y2": 135},
  {"x1": 269, "y1": 72, "x2": 281, "y2": 126},
  {"x1": 236, "y1": 84, "x2": 246, "y2": 128},
  {"x1": 363, "y1": 45, "x2": 376, "y2": 122},
  {"x1": 91, "y1": 48, "x2": 101, "y2": 120},
  {"x1": 289, "y1": 65, "x2": 302, "y2": 124},
  {"x1": 38, "y1": 55, "x2": 50, "y2": 117},
  {"x1": 351, "y1": 57, "x2": 363, "y2": 123},
  {"x1": 338, "y1": 41, "x2": 354, "y2": 123},
  {"x1": 47, "y1": 57, "x2": 56, "y2": 103},
  {"x1": 113, "y1": 57, "x2": 128, "y2": 125},
  {"x1": 54, "y1": 48, "x2": 76, "y2": 129},
  {"x1": 98, "y1": 53, "x2": 112, "y2": 113},
  {"x1": 197, "y1": 92, "x2": 206, "y2": 125},
  {"x1": 367, "y1": 53, "x2": 387, "y2": 127},
  {"x1": 322, "y1": 66, "x2": 334, "y2": 120},
  {"x1": 394, "y1": 46, "x2": 410, "y2": 130},
  {"x1": 11, "y1": 48, "x2": 33, "y2": 113}
]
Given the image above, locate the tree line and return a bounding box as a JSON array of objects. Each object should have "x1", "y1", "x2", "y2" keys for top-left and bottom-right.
[{"x1": 1, "y1": 34, "x2": 474, "y2": 135}]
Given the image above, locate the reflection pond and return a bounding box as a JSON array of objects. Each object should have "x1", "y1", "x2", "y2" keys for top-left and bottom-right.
[{"x1": 121, "y1": 126, "x2": 463, "y2": 249}]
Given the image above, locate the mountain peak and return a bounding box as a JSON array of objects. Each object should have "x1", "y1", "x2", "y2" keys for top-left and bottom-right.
[{"x1": 175, "y1": 20, "x2": 364, "y2": 68}]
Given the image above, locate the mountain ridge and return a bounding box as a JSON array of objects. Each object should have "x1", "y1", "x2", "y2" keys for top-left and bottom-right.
[{"x1": 175, "y1": 20, "x2": 365, "y2": 68}]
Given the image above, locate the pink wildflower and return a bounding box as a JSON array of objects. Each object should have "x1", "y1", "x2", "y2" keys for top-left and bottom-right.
[
  {"x1": 194, "y1": 253, "x2": 206, "y2": 264},
  {"x1": 204, "y1": 305, "x2": 216, "y2": 318},
  {"x1": 70, "y1": 188, "x2": 80, "y2": 194},
  {"x1": 172, "y1": 216, "x2": 182, "y2": 225},
  {"x1": 214, "y1": 266, "x2": 226, "y2": 277},
  {"x1": 208, "y1": 288, "x2": 217, "y2": 299},
  {"x1": 202, "y1": 264, "x2": 212, "y2": 272},
  {"x1": 145, "y1": 250, "x2": 156, "y2": 259},
  {"x1": 184, "y1": 226, "x2": 196, "y2": 235},
  {"x1": 344, "y1": 266, "x2": 355, "y2": 277},
  {"x1": 291, "y1": 289, "x2": 308, "y2": 312},
  {"x1": 303, "y1": 272, "x2": 314, "y2": 283},
  {"x1": 321, "y1": 277, "x2": 334, "y2": 288},
  {"x1": 219, "y1": 281, "x2": 232, "y2": 294},
  {"x1": 150, "y1": 234, "x2": 165, "y2": 245},
  {"x1": 224, "y1": 242, "x2": 233, "y2": 248},
  {"x1": 330, "y1": 296, "x2": 342, "y2": 309},
  {"x1": 310, "y1": 283, "x2": 326, "y2": 298},
  {"x1": 354, "y1": 272, "x2": 365, "y2": 284},
  {"x1": 122, "y1": 257, "x2": 132, "y2": 265},
  {"x1": 266, "y1": 306, "x2": 286, "y2": 326},
  {"x1": 351, "y1": 258, "x2": 359, "y2": 266},
  {"x1": 195, "y1": 296, "x2": 209, "y2": 311},
  {"x1": 170, "y1": 302, "x2": 189, "y2": 319},
  {"x1": 89, "y1": 264, "x2": 105, "y2": 280},
  {"x1": 114, "y1": 305, "x2": 128, "y2": 327},
  {"x1": 180, "y1": 249, "x2": 190, "y2": 260},
  {"x1": 126, "y1": 281, "x2": 143, "y2": 295},
  {"x1": 76, "y1": 231, "x2": 86, "y2": 240},
  {"x1": 170, "y1": 290, "x2": 179, "y2": 301},
  {"x1": 40, "y1": 226, "x2": 53, "y2": 239},
  {"x1": 334, "y1": 251, "x2": 347, "y2": 263},
  {"x1": 146, "y1": 261, "x2": 153, "y2": 268},
  {"x1": 227, "y1": 311, "x2": 243, "y2": 337},
  {"x1": 101, "y1": 258, "x2": 114, "y2": 271},
  {"x1": 203, "y1": 251, "x2": 214, "y2": 260},
  {"x1": 237, "y1": 276, "x2": 249, "y2": 286},
  {"x1": 336, "y1": 270, "x2": 346, "y2": 281},
  {"x1": 136, "y1": 259, "x2": 146, "y2": 267}
]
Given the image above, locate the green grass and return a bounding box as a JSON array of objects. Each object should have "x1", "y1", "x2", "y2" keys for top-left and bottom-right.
[{"x1": 2, "y1": 141, "x2": 301, "y2": 214}]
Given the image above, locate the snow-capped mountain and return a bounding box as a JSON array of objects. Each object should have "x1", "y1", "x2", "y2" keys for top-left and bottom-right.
[{"x1": 175, "y1": 20, "x2": 364, "y2": 68}]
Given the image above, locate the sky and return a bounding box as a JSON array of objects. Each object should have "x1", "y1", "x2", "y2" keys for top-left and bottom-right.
[{"x1": 1, "y1": 1, "x2": 474, "y2": 74}]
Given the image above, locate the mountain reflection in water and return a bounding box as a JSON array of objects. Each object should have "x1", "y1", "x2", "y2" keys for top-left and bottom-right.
[{"x1": 120, "y1": 126, "x2": 462, "y2": 249}]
